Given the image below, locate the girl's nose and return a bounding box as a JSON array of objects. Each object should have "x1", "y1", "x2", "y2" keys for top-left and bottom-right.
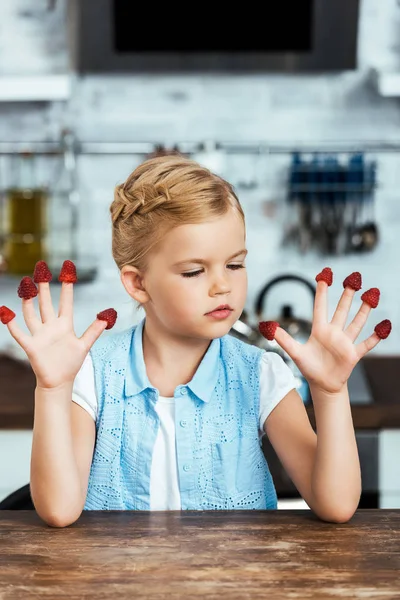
[{"x1": 210, "y1": 272, "x2": 231, "y2": 295}]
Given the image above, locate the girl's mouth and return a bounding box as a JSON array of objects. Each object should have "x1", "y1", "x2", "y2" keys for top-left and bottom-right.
[{"x1": 205, "y1": 308, "x2": 233, "y2": 319}]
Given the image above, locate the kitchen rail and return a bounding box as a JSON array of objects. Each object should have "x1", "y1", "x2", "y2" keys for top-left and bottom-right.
[{"x1": 4, "y1": 139, "x2": 400, "y2": 155}]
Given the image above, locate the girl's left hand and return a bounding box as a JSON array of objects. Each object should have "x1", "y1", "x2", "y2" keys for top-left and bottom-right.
[{"x1": 271, "y1": 273, "x2": 388, "y2": 395}]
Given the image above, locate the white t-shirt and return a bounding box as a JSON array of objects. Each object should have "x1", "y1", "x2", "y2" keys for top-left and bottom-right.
[{"x1": 72, "y1": 351, "x2": 297, "y2": 510}]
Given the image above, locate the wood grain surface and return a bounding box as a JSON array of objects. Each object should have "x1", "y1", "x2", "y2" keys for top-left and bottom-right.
[{"x1": 0, "y1": 509, "x2": 399, "y2": 599}]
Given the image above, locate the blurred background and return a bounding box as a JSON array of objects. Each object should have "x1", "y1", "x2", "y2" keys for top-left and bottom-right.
[{"x1": 0, "y1": 0, "x2": 399, "y2": 511}]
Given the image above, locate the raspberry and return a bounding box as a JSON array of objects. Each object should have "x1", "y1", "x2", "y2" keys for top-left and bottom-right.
[
  {"x1": 343, "y1": 272, "x2": 362, "y2": 291},
  {"x1": 33, "y1": 260, "x2": 53, "y2": 283},
  {"x1": 258, "y1": 321, "x2": 279, "y2": 341},
  {"x1": 374, "y1": 320, "x2": 392, "y2": 340},
  {"x1": 361, "y1": 288, "x2": 380, "y2": 309},
  {"x1": 97, "y1": 308, "x2": 118, "y2": 330},
  {"x1": 0, "y1": 306, "x2": 16, "y2": 325},
  {"x1": 58, "y1": 260, "x2": 77, "y2": 283},
  {"x1": 315, "y1": 267, "x2": 333, "y2": 286},
  {"x1": 17, "y1": 276, "x2": 38, "y2": 300}
]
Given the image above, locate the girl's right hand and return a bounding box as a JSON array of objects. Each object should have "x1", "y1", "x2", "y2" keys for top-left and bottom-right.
[{"x1": 2, "y1": 276, "x2": 109, "y2": 391}]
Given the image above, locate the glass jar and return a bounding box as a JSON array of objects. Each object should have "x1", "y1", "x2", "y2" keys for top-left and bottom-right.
[
  {"x1": 0, "y1": 134, "x2": 98, "y2": 283},
  {"x1": 3, "y1": 152, "x2": 49, "y2": 275}
]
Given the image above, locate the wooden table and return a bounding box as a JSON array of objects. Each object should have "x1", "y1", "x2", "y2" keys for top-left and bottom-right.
[{"x1": 0, "y1": 510, "x2": 399, "y2": 599}]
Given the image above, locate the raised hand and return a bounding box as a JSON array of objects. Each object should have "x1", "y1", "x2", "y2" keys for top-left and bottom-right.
[
  {"x1": 0, "y1": 260, "x2": 117, "y2": 390},
  {"x1": 259, "y1": 268, "x2": 392, "y2": 395}
]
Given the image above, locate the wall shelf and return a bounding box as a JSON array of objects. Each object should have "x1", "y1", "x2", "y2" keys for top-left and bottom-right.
[
  {"x1": 371, "y1": 68, "x2": 400, "y2": 97},
  {"x1": 0, "y1": 75, "x2": 71, "y2": 102}
]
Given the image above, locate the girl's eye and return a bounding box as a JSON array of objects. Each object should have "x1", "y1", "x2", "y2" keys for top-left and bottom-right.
[{"x1": 181, "y1": 264, "x2": 245, "y2": 278}]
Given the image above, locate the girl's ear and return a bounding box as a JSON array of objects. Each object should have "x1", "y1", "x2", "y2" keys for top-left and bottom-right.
[{"x1": 120, "y1": 266, "x2": 150, "y2": 305}]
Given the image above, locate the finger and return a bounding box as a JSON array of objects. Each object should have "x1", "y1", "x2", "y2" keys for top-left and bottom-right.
[
  {"x1": 21, "y1": 298, "x2": 42, "y2": 335},
  {"x1": 58, "y1": 282, "x2": 74, "y2": 320},
  {"x1": 37, "y1": 282, "x2": 56, "y2": 322},
  {"x1": 345, "y1": 302, "x2": 371, "y2": 342},
  {"x1": 312, "y1": 280, "x2": 328, "y2": 327},
  {"x1": 80, "y1": 318, "x2": 108, "y2": 352},
  {"x1": 356, "y1": 332, "x2": 380, "y2": 359},
  {"x1": 274, "y1": 327, "x2": 303, "y2": 362},
  {"x1": 331, "y1": 287, "x2": 355, "y2": 329},
  {"x1": 5, "y1": 317, "x2": 32, "y2": 350}
]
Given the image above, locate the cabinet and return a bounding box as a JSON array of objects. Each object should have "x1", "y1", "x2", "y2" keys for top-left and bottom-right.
[
  {"x1": 0, "y1": 431, "x2": 32, "y2": 503},
  {"x1": 263, "y1": 430, "x2": 380, "y2": 508},
  {"x1": 379, "y1": 429, "x2": 400, "y2": 508},
  {"x1": 0, "y1": 426, "x2": 399, "y2": 508}
]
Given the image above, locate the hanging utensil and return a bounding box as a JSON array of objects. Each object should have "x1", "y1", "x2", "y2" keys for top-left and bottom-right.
[{"x1": 357, "y1": 158, "x2": 379, "y2": 251}]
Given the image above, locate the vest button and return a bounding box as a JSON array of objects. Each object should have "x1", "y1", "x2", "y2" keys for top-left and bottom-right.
[
  {"x1": 183, "y1": 464, "x2": 191, "y2": 472},
  {"x1": 180, "y1": 420, "x2": 187, "y2": 427},
  {"x1": 180, "y1": 388, "x2": 188, "y2": 395}
]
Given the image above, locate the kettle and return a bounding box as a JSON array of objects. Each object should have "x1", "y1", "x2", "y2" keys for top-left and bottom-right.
[
  {"x1": 230, "y1": 274, "x2": 317, "y2": 403},
  {"x1": 254, "y1": 274, "x2": 316, "y2": 342}
]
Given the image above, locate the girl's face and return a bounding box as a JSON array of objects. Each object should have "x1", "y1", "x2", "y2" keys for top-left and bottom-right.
[{"x1": 138, "y1": 208, "x2": 248, "y2": 340}]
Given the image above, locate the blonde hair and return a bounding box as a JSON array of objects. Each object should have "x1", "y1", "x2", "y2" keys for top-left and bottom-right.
[{"x1": 110, "y1": 154, "x2": 245, "y2": 311}]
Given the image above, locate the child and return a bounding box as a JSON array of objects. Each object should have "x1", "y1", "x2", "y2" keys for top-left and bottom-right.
[{"x1": 0, "y1": 155, "x2": 391, "y2": 528}]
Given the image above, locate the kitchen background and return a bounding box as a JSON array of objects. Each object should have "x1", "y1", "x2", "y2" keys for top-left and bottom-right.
[{"x1": 0, "y1": 0, "x2": 399, "y2": 510}]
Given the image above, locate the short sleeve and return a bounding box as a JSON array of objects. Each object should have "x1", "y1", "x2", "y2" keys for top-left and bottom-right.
[
  {"x1": 258, "y1": 351, "x2": 297, "y2": 432},
  {"x1": 72, "y1": 352, "x2": 98, "y2": 422}
]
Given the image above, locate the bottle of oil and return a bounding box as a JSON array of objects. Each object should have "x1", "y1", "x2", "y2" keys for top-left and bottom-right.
[{"x1": 4, "y1": 152, "x2": 48, "y2": 275}]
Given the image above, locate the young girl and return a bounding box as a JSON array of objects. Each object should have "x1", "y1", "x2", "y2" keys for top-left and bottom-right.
[{"x1": 0, "y1": 155, "x2": 391, "y2": 528}]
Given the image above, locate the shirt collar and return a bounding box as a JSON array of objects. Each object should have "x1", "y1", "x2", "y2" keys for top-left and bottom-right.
[{"x1": 124, "y1": 316, "x2": 221, "y2": 403}]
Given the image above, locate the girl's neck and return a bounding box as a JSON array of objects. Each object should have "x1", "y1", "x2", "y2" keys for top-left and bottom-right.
[{"x1": 142, "y1": 318, "x2": 211, "y2": 394}]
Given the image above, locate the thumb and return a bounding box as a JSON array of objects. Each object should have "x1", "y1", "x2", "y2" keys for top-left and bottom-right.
[
  {"x1": 274, "y1": 327, "x2": 303, "y2": 362},
  {"x1": 80, "y1": 319, "x2": 108, "y2": 352},
  {"x1": 4, "y1": 317, "x2": 31, "y2": 352},
  {"x1": 80, "y1": 308, "x2": 117, "y2": 351}
]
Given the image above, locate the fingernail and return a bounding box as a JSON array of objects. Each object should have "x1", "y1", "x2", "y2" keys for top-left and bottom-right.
[{"x1": 0, "y1": 306, "x2": 16, "y2": 325}]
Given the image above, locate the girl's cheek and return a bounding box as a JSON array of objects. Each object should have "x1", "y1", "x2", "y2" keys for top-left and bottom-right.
[{"x1": 169, "y1": 279, "x2": 198, "y2": 301}]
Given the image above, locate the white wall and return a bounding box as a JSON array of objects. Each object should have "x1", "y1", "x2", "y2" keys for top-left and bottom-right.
[{"x1": 1, "y1": 0, "x2": 400, "y2": 355}]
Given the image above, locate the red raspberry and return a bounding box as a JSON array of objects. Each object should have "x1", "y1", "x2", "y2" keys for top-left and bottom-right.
[
  {"x1": 0, "y1": 306, "x2": 16, "y2": 325},
  {"x1": 374, "y1": 320, "x2": 392, "y2": 340},
  {"x1": 258, "y1": 321, "x2": 279, "y2": 341},
  {"x1": 97, "y1": 308, "x2": 118, "y2": 330},
  {"x1": 33, "y1": 260, "x2": 53, "y2": 283},
  {"x1": 343, "y1": 272, "x2": 362, "y2": 291},
  {"x1": 58, "y1": 260, "x2": 77, "y2": 284},
  {"x1": 361, "y1": 288, "x2": 380, "y2": 309},
  {"x1": 315, "y1": 267, "x2": 333, "y2": 286},
  {"x1": 17, "y1": 276, "x2": 38, "y2": 300}
]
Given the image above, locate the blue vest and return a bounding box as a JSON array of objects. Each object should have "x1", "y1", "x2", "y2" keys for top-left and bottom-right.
[{"x1": 84, "y1": 316, "x2": 277, "y2": 510}]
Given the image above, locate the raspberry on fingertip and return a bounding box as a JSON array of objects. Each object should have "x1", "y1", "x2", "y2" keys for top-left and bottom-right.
[
  {"x1": 97, "y1": 308, "x2": 118, "y2": 330},
  {"x1": 374, "y1": 319, "x2": 392, "y2": 340},
  {"x1": 58, "y1": 260, "x2": 78, "y2": 283},
  {"x1": 0, "y1": 306, "x2": 16, "y2": 325},
  {"x1": 361, "y1": 288, "x2": 380, "y2": 309},
  {"x1": 17, "y1": 277, "x2": 38, "y2": 300},
  {"x1": 33, "y1": 260, "x2": 53, "y2": 283},
  {"x1": 343, "y1": 272, "x2": 362, "y2": 291},
  {"x1": 315, "y1": 267, "x2": 333, "y2": 286},
  {"x1": 258, "y1": 321, "x2": 279, "y2": 341}
]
